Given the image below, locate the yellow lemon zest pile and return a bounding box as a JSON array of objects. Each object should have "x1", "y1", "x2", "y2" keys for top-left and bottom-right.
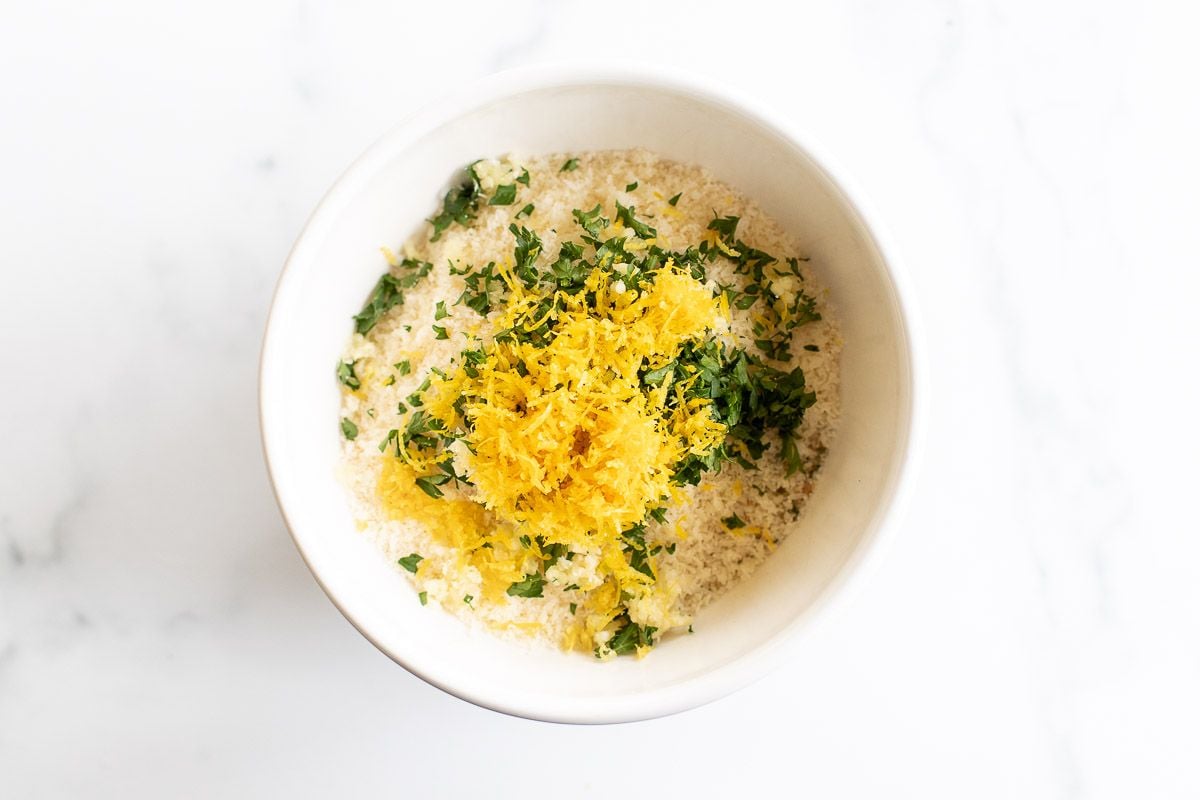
[
  {"x1": 378, "y1": 258, "x2": 727, "y2": 650},
  {"x1": 378, "y1": 459, "x2": 528, "y2": 602}
]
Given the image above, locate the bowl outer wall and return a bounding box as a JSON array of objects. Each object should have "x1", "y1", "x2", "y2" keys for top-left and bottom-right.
[{"x1": 259, "y1": 63, "x2": 925, "y2": 724}]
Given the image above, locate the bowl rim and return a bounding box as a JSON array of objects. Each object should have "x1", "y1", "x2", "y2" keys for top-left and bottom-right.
[{"x1": 259, "y1": 61, "x2": 926, "y2": 724}]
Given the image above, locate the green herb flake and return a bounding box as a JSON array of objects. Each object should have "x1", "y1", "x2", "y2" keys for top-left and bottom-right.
[
  {"x1": 509, "y1": 224, "x2": 543, "y2": 278},
  {"x1": 569, "y1": 602, "x2": 577, "y2": 615},
  {"x1": 516, "y1": 168, "x2": 531, "y2": 186},
  {"x1": 429, "y1": 168, "x2": 483, "y2": 241},
  {"x1": 414, "y1": 473, "x2": 451, "y2": 498},
  {"x1": 628, "y1": 547, "x2": 655, "y2": 580},
  {"x1": 625, "y1": 181, "x2": 638, "y2": 192},
  {"x1": 340, "y1": 417, "x2": 358, "y2": 440},
  {"x1": 432, "y1": 325, "x2": 449, "y2": 340},
  {"x1": 572, "y1": 204, "x2": 609, "y2": 239},
  {"x1": 352, "y1": 273, "x2": 404, "y2": 334},
  {"x1": 735, "y1": 293, "x2": 759, "y2": 310},
  {"x1": 668, "y1": 192, "x2": 682, "y2": 206},
  {"x1": 336, "y1": 361, "x2": 361, "y2": 391},
  {"x1": 395, "y1": 359, "x2": 412, "y2": 375},
  {"x1": 722, "y1": 513, "x2": 747, "y2": 530},
  {"x1": 418, "y1": 591, "x2": 428, "y2": 605},
  {"x1": 542, "y1": 542, "x2": 568, "y2": 568},
  {"x1": 378, "y1": 429, "x2": 399, "y2": 455},
  {"x1": 516, "y1": 203, "x2": 535, "y2": 219},
  {"x1": 560, "y1": 158, "x2": 580, "y2": 172},
  {"x1": 489, "y1": 184, "x2": 517, "y2": 206},
  {"x1": 642, "y1": 362, "x2": 674, "y2": 387},
  {"x1": 464, "y1": 594, "x2": 474, "y2": 606},
  {"x1": 615, "y1": 200, "x2": 657, "y2": 239},
  {"x1": 607, "y1": 620, "x2": 658, "y2": 656},
  {"x1": 506, "y1": 573, "x2": 545, "y2": 598},
  {"x1": 781, "y1": 434, "x2": 804, "y2": 477},
  {"x1": 804, "y1": 344, "x2": 820, "y2": 352},
  {"x1": 398, "y1": 553, "x2": 423, "y2": 573},
  {"x1": 434, "y1": 301, "x2": 449, "y2": 320},
  {"x1": 707, "y1": 214, "x2": 740, "y2": 241}
]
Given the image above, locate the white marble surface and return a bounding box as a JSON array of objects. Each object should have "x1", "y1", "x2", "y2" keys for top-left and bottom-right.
[{"x1": 2, "y1": 1, "x2": 1198, "y2": 796}]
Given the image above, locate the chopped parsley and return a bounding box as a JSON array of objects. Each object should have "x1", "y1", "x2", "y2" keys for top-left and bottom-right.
[
  {"x1": 572, "y1": 204, "x2": 608, "y2": 239},
  {"x1": 434, "y1": 301, "x2": 449, "y2": 320},
  {"x1": 352, "y1": 274, "x2": 402, "y2": 334},
  {"x1": 625, "y1": 181, "x2": 638, "y2": 192},
  {"x1": 722, "y1": 513, "x2": 746, "y2": 530},
  {"x1": 605, "y1": 618, "x2": 657, "y2": 656},
  {"x1": 336, "y1": 361, "x2": 360, "y2": 391},
  {"x1": 510, "y1": 224, "x2": 543, "y2": 278},
  {"x1": 489, "y1": 184, "x2": 517, "y2": 205},
  {"x1": 351, "y1": 258, "x2": 434, "y2": 334},
  {"x1": 432, "y1": 325, "x2": 448, "y2": 340},
  {"x1": 414, "y1": 473, "x2": 450, "y2": 498},
  {"x1": 395, "y1": 359, "x2": 412, "y2": 375},
  {"x1": 560, "y1": 158, "x2": 579, "y2": 172},
  {"x1": 397, "y1": 553, "x2": 423, "y2": 573},
  {"x1": 429, "y1": 165, "x2": 483, "y2": 241},
  {"x1": 340, "y1": 417, "x2": 358, "y2": 440},
  {"x1": 707, "y1": 214, "x2": 740, "y2": 240},
  {"x1": 516, "y1": 203, "x2": 535, "y2": 219},
  {"x1": 668, "y1": 192, "x2": 682, "y2": 206},
  {"x1": 378, "y1": 429, "x2": 399, "y2": 455},
  {"x1": 516, "y1": 168, "x2": 531, "y2": 186},
  {"x1": 457, "y1": 261, "x2": 504, "y2": 315},
  {"x1": 615, "y1": 201, "x2": 656, "y2": 239},
  {"x1": 418, "y1": 591, "x2": 428, "y2": 605},
  {"x1": 629, "y1": 548, "x2": 655, "y2": 580},
  {"x1": 506, "y1": 573, "x2": 545, "y2": 598},
  {"x1": 642, "y1": 363, "x2": 674, "y2": 387}
]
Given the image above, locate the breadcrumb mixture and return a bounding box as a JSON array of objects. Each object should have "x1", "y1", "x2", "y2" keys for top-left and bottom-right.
[{"x1": 337, "y1": 149, "x2": 841, "y2": 656}]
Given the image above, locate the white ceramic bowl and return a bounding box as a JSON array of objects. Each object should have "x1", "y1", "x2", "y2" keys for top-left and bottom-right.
[{"x1": 260, "y1": 64, "x2": 922, "y2": 724}]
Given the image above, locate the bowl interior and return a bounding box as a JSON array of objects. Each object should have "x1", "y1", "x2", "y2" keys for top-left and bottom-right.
[{"x1": 261, "y1": 77, "x2": 914, "y2": 723}]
